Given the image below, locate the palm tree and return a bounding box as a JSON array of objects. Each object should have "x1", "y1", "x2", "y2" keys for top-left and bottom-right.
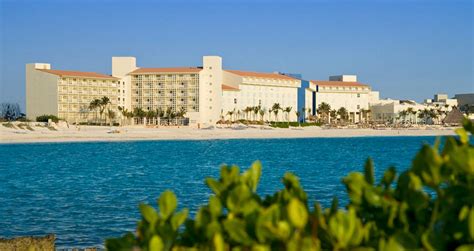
[
  {"x1": 330, "y1": 109, "x2": 337, "y2": 124},
  {"x1": 178, "y1": 107, "x2": 186, "y2": 118},
  {"x1": 337, "y1": 107, "x2": 348, "y2": 123},
  {"x1": 295, "y1": 111, "x2": 301, "y2": 126},
  {"x1": 106, "y1": 109, "x2": 116, "y2": 126},
  {"x1": 259, "y1": 109, "x2": 265, "y2": 123},
  {"x1": 89, "y1": 98, "x2": 101, "y2": 124},
  {"x1": 227, "y1": 110, "x2": 234, "y2": 123},
  {"x1": 284, "y1": 107, "x2": 292, "y2": 124},
  {"x1": 119, "y1": 108, "x2": 133, "y2": 126},
  {"x1": 244, "y1": 107, "x2": 252, "y2": 121},
  {"x1": 429, "y1": 109, "x2": 439, "y2": 124},
  {"x1": 271, "y1": 103, "x2": 281, "y2": 122},
  {"x1": 398, "y1": 110, "x2": 408, "y2": 124},
  {"x1": 406, "y1": 107, "x2": 414, "y2": 124},
  {"x1": 317, "y1": 102, "x2": 331, "y2": 124},
  {"x1": 98, "y1": 96, "x2": 110, "y2": 125},
  {"x1": 253, "y1": 106, "x2": 260, "y2": 122},
  {"x1": 133, "y1": 107, "x2": 146, "y2": 125}
]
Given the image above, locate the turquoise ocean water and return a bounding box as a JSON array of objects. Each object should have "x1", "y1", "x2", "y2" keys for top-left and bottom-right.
[{"x1": 0, "y1": 136, "x2": 437, "y2": 248}]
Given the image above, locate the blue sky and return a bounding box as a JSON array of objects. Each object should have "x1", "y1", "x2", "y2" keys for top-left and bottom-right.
[{"x1": 1, "y1": 0, "x2": 472, "y2": 110}]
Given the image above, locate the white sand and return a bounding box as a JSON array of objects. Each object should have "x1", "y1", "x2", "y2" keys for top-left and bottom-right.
[{"x1": 0, "y1": 123, "x2": 458, "y2": 144}]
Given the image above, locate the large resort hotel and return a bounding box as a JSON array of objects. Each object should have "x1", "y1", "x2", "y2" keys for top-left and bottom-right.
[{"x1": 26, "y1": 55, "x2": 377, "y2": 126}]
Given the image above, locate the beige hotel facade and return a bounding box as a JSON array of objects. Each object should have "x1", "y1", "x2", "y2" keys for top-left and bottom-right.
[{"x1": 26, "y1": 55, "x2": 376, "y2": 126}]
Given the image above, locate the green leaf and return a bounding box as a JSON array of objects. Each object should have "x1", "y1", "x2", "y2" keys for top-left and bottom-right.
[
  {"x1": 209, "y1": 195, "x2": 222, "y2": 217},
  {"x1": 455, "y1": 128, "x2": 469, "y2": 144},
  {"x1": 149, "y1": 235, "x2": 163, "y2": 251},
  {"x1": 243, "y1": 160, "x2": 262, "y2": 192},
  {"x1": 382, "y1": 166, "x2": 396, "y2": 188},
  {"x1": 459, "y1": 206, "x2": 469, "y2": 221},
  {"x1": 158, "y1": 190, "x2": 177, "y2": 220},
  {"x1": 206, "y1": 178, "x2": 223, "y2": 196},
  {"x1": 456, "y1": 245, "x2": 474, "y2": 251},
  {"x1": 469, "y1": 207, "x2": 474, "y2": 240},
  {"x1": 139, "y1": 203, "x2": 158, "y2": 224},
  {"x1": 223, "y1": 219, "x2": 253, "y2": 245},
  {"x1": 330, "y1": 196, "x2": 338, "y2": 216},
  {"x1": 287, "y1": 198, "x2": 308, "y2": 228},
  {"x1": 364, "y1": 158, "x2": 375, "y2": 185},
  {"x1": 226, "y1": 184, "x2": 251, "y2": 212},
  {"x1": 213, "y1": 233, "x2": 225, "y2": 251},
  {"x1": 171, "y1": 209, "x2": 188, "y2": 230}
]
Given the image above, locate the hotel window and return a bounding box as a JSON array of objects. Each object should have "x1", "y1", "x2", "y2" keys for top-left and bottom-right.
[
  {"x1": 357, "y1": 105, "x2": 360, "y2": 109},
  {"x1": 118, "y1": 90, "x2": 120, "y2": 93},
  {"x1": 357, "y1": 93, "x2": 360, "y2": 98},
  {"x1": 118, "y1": 97, "x2": 120, "y2": 101},
  {"x1": 234, "y1": 98, "x2": 237, "y2": 104}
]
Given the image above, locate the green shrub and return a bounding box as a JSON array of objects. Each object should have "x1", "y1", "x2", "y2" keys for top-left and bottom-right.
[
  {"x1": 36, "y1": 115, "x2": 59, "y2": 123},
  {"x1": 107, "y1": 120, "x2": 474, "y2": 251},
  {"x1": 269, "y1": 122, "x2": 289, "y2": 128}
]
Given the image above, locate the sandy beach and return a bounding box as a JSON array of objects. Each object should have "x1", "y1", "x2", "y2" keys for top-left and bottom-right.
[{"x1": 0, "y1": 123, "x2": 458, "y2": 144}]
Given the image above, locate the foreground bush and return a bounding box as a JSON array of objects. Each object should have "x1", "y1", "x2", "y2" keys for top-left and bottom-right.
[
  {"x1": 107, "y1": 120, "x2": 474, "y2": 251},
  {"x1": 36, "y1": 114, "x2": 59, "y2": 123}
]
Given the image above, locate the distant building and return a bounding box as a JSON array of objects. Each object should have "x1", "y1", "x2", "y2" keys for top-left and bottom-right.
[
  {"x1": 370, "y1": 99, "x2": 426, "y2": 124},
  {"x1": 221, "y1": 70, "x2": 301, "y2": 122},
  {"x1": 27, "y1": 56, "x2": 303, "y2": 125},
  {"x1": 307, "y1": 75, "x2": 379, "y2": 123},
  {"x1": 455, "y1": 93, "x2": 474, "y2": 109},
  {"x1": 455, "y1": 93, "x2": 474, "y2": 119},
  {"x1": 423, "y1": 93, "x2": 458, "y2": 109},
  {"x1": 26, "y1": 63, "x2": 120, "y2": 123}
]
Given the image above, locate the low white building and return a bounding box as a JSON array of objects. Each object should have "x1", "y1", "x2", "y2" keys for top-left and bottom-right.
[
  {"x1": 307, "y1": 75, "x2": 379, "y2": 123},
  {"x1": 221, "y1": 70, "x2": 301, "y2": 122},
  {"x1": 26, "y1": 63, "x2": 120, "y2": 123},
  {"x1": 370, "y1": 99, "x2": 427, "y2": 124},
  {"x1": 423, "y1": 93, "x2": 458, "y2": 110}
]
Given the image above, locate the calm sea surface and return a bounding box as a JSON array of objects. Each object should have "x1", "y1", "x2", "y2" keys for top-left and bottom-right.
[{"x1": 0, "y1": 136, "x2": 437, "y2": 248}]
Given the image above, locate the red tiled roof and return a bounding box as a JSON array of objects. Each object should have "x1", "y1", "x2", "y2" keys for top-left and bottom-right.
[
  {"x1": 310, "y1": 80, "x2": 369, "y2": 87},
  {"x1": 129, "y1": 67, "x2": 202, "y2": 74},
  {"x1": 222, "y1": 84, "x2": 240, "y2": 91},
  {"x1": 38, "y1": 69, "x2": 119, "y2": 80},
  {"x1": 225, "y1": 70, "x2": 296, "y2": 81}
]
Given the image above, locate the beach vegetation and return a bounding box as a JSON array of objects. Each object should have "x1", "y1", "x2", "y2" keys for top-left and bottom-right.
[
  {"x1": 2, "y1": 122, "x2": 16, "y2": 129},
  {"x1": 36, "y1": 114, "x2": 59, "y2": 123},
  {"x1": 271, "y1": 103, "x2": 282, "y2": 122},
  {"x1": 17, "y1": 123, "x2": 34, "y2": 131},
  {"x1": 107, "y1": 120, "x2": 474, "y2": 250},
  {"x1": 317, "y1": 102, "x2": 331, "y2": 123}
]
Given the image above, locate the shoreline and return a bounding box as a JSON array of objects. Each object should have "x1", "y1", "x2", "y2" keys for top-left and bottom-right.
[{"x1": 0, "y1": 125, "x2": 457, "y2": 144}]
